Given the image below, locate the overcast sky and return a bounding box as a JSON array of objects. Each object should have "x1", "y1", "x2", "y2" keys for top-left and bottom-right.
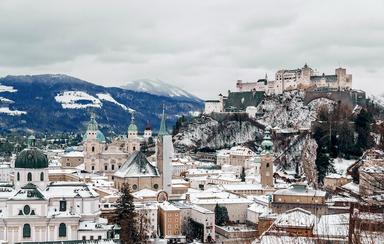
[{"x1": 0, "y1": 0, "x2": 383, "y2": 99}]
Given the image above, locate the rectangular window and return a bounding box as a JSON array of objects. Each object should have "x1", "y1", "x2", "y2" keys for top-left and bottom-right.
[{"x1": 59, "y1": 200, "x2": 67, "y2": 212}]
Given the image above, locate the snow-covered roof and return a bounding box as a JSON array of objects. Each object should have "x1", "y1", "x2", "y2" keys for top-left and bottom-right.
[
  {"x1": 259, "y1": 235, "x2": 316, "y2": 244},
  {"x1": 340, "y1": 182, "x2": 359, "y2": 194},
  {"x1": 45, "y1": 182, "x2": 98, "y2": 198},
  {"x1": 159, "y1": 201, "x2": 180, "y2": 211},
  {"x1": 10, "y1": 183, "x2": 47, "y2": 201},
  {"x1": 132, "y1": 188, "x2": 158, "y2": 199},
  {"x1": 248, "y1": 202, "x2": 270, "y2": 214},
  {"x1": 221, "y1": 183, "x2": 263, "y2": 191},
  {"x1": 114, "y1": 151, "x2": 159, "y2": 178},
  {"x1": 274, "y1": 208, "x2": 316, "y2": 229},
  {"x1": 273, "y1": 184, "x2": 326, "y2": 197},
  {"x1": 62, "y1": 151, "x2": 84, "y2": 157},
  {"x1": 192, "y1": 204, "x2": 213, "y2": 214},
  {"x1": 314, "y1": 213, "x2": 349, "y2": 238}
]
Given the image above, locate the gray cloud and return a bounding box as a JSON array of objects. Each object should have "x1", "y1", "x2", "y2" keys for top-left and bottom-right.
[{"x1": 0, "y1": 0, "x2": 383, "y2": 99}]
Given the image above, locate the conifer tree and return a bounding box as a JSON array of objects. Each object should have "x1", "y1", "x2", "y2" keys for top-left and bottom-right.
[
  {"x1": 240, "y1": 167, "x2": 246, "y2": 182},
  {"x1": 115, "y1": 183, "x2": 139, "y2": 244}
]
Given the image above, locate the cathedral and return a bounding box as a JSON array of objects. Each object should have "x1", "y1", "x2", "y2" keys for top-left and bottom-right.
[
  {"x1": 0, "y1": 136, "x2": 114, "y2": 243},
  {"x1": 113, "y1": 109, "x2": 173, "y2": 194},
  {"x1": 83, "y1": 113, "x2": 148, "y2": 179}
]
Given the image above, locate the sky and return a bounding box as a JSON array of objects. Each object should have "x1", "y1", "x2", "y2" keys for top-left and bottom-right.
[{"x1": 0, "y1": 0, "x2": 383, "y2": 99}]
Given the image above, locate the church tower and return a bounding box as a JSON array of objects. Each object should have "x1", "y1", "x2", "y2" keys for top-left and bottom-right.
[
  {"x1": 127, "y1": 112, "x2": 140, "y2": 154},
  {"x1": 83, "y1": 113, "x2": 106, "y2": 172},
  {"x1": 156, "y1": 107, "x2": 173, "y2": 194},
  {"x1": 260, "y1": 126, "x2": 274, "y2": 187}
]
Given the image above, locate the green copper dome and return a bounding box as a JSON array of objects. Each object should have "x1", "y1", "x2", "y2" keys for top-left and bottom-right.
[
  {"x1": 96, "y1": 130, "x2": 106, "y2": 143},
  {"x1": 128, "y1": 112, "x2": 138, "y2": 133},
  {"x1": 128, "y1": 123, "x2": 138, "y2": 132},
  {"x1": 15, "y1": 148, "x2": 48, "y2": 169},
  {"x1": 83, "y1": 130, "x2": 106, "y2": 143}
]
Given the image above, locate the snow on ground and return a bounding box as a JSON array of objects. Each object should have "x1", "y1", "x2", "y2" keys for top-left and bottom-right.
[
  {"x1": 55, "y1": 91, "x2": 102, "y2": 109},
  {"x1": 0, "y1": 107, "x2": 27, "y2": 116},
  {"x1": 0, "y1": 84, "x2": 17, "y2": 93},
  {"x1": 96, "y1": 93, "x2": 134, "y2": 112},
  {"x1": 55, "y1": 91, "x2": 135, "y2": 111}
]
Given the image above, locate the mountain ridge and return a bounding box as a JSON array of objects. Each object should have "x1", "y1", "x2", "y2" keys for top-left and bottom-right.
[{"x1": 0, "y1": 74, "x2": 203, "y2": 134}]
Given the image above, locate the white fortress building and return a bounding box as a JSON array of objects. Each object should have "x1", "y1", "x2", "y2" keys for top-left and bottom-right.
[
  {"x1": 0, "y1": 137, "x2": 114, "y2": 243},
  {"x1": 236, "y1": 64, "x2": 352, "y2": 95},
  {"x1": 204, "y1": 64, "x2": 353, "y2": 114}
]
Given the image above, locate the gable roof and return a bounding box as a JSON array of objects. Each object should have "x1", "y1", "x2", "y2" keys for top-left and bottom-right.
[
  {"x1": 9, "y1": 183, "x2": 47, "y2": 201},
  {"x1": 114, "y1": 151, "x2": 160, "y2": 178},
  {"x1": 274, "y1": 208, "x2": 316, "y2": 229}
]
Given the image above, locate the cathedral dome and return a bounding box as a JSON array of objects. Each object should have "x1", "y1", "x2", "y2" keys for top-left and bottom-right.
[
  {"x1": 83, "y1": 130, "x2": 106, "y2": 143},
  {"x1": 15, "y1": 147, "x2": 48, "y2": 169},
  {"x1": 96, "y1": 130, "x2": 106, "y2": 143},
  {"x1": 128, "y1": 123, "x2": 138, "y2": 132}
]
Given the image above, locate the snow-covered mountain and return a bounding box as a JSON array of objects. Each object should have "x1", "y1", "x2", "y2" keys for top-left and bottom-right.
[
  {"x1": 0, "y1": 74, "x2": 203, "y2": 134},
  {"x1": 121, "y1": 79, "x2": 200, "y2": 101}
]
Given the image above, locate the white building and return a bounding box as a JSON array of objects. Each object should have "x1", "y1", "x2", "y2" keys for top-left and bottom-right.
[{"x1": 0, "y1": 137, "x2": 115, "y2": 243}]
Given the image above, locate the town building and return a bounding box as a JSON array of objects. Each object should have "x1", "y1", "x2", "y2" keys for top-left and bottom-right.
[
  {"x1": 0, "y1": 137, "x2": 115, "y2": 243},
  {"x1": 271, "y1": 183, "x2": 327, "y2": 216},
  {"x1": 113, "y1": 108, "x2": 173, "y2": 194},
  {"x1": 158, "y1": 201, "x2": 185, "y2": 242}
]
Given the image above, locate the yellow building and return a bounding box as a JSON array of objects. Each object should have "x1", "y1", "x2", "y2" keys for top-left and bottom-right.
[{"x1": 158, "y1": 202, "x2": 182, "y2": 239}]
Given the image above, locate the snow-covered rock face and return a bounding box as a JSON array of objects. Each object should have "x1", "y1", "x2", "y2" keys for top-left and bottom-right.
[
  {"x1": 122, "y1": 79, "x2": 199, "y2": 100},
  {"x1": 173, "y1": 115, "x2": 263, "y2": 151},
  {"x1": 256, "y1": 91, "x2": 334, "y2": 129}
]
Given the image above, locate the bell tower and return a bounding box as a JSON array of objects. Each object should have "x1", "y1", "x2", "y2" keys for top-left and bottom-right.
[
  {"x1": 156, "y1": 106, "x2": 173, "y2": 194},
  {"x1": 260, "y1": 126, "x2": 274, "y2": 187}
]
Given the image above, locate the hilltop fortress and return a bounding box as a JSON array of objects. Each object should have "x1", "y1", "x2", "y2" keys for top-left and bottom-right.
[{"x1": 205, "y1": 64, "x2": 363, "y2": 114}]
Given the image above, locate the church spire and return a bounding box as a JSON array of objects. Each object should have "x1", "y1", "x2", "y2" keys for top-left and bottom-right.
[
  {"x1": 158, "y1": 105, "x2": 168, "y2": 136},
  {"x1": 87, "y1": 112, "x2": 98, "y2": 131},
  {"x1": 128, "y1": 111, "x2": 138, "y2": 134}
]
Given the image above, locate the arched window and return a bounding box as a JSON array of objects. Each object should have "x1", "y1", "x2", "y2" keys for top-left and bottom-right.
[
  {"x1": 59, "y1": 223, "x2": 66, "y2": 237},
  {"x1": 40, "y1": 172, "x2": 44, "y2": 181},
  {"x1": 133, "y1": 146, "x2": 136, "y2": 151},
  {"x1": 266, "y1": 163, "x2": 270, "y2": 168},
  {"x1": 17, "y1": 172, "x2": 20, "y2": 181},
  {"x1": 111, "y1": 164, "x2": 115, "y2": 170},
  {"x1": 104, "y1": 165, "x2": 108, "y2": 171},
  {"x1": 23, "y1": 224, "x2": 31, "y2": 238},
  {"x1": 27, "y1": 172, "x2": 32, "y2": 181},
  {"x1": 92, "y1": 146, "x2": 95, "y2": 152}
]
